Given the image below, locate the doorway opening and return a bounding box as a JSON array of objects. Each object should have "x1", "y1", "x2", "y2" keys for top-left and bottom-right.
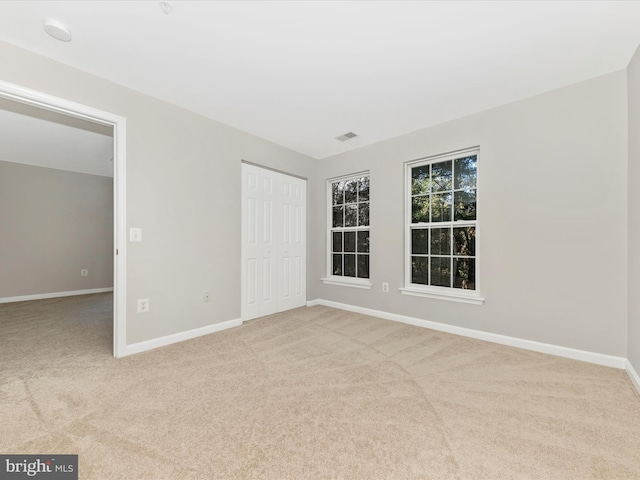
[{"x1": 0, "y1": 80, "x2": 127, "y2": 357}]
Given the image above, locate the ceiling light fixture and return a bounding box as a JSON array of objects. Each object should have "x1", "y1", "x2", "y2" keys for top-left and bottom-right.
[
  {"x1": 43, "y1": 19, "x2": 72, "y2": 42},
  {"x1": 159, "y1": 1, "x2": 173, "y2": 14}
]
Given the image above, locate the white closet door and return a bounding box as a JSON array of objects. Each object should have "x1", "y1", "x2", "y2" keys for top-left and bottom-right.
[
  {"x1": 242, "y1": 163, "x2": 306, "y2": 321},
  {"x1": 277, "y1": 174, "x2": 306, "y2": 313}
]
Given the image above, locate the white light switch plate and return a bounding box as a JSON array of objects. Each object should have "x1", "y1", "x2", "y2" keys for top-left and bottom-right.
[{"x1": 130, "y1": 227, "x2": 142, "y2": 242}]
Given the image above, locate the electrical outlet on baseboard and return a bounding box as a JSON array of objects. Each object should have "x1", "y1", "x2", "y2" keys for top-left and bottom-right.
[{"x1": 382, "y1": 282, "x2": 389, "y2": 293}]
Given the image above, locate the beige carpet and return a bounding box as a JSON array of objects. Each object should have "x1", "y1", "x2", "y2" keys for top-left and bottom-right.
[{"x1": 1, "y1": 293, "x2": 639, "y2": 479}]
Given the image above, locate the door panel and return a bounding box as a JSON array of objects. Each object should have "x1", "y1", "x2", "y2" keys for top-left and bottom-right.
[
  {"x1": 283, "y1": 257, "x2": 291, "y2": 298},
  {"x1": 278, "y1": 175, "x2": 306, "y2": 313},
  {"x1": 242, "y1": 170, "x2": 261, "y2": 320},
  {"x1": 242, "y1": 163, "x2": 306, "y2": 320},
  {"x1": 261, "y1": 257, "x2": 276, "y2": 314},
  {"x1": 247, "y1": 198, "x2": 257, "y2": 245},
  {"x1": 247, "y1": 259, "x2": 257, "y2": 306},
  {"x1": 263, "y1": 201, "x2": 272, "y2": 244},
  {"x1": 295, "y1": 256, "x2": 302, "y2": 296}
]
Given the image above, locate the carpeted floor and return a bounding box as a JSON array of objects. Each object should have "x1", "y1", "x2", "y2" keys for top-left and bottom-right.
[{"x1": 1, "y1": 293, "x2": 639, "y2": 479}]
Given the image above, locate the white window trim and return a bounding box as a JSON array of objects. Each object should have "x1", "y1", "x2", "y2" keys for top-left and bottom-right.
[
  {"x1": 403, "y1": 147, "x2": 484, "y2": 305},
  {"x1": 321, "y1": 277, "x2": 373, "y2": 289},
  {"x1": 399, "y1": 286, "x2": 484, "y2": 304},
  {"x1": 324, "y1": 171, "x2": 372, "y2": 288}
]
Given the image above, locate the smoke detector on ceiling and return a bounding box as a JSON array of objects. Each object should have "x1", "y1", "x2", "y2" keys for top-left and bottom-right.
[
  {"x1": 159, "y1": 1, "x2": 173, "y2": 14},
  {"x1": 43, "y1": 19, "x2": 72, "y2": 42},
  {"x1": 336, "y1": 132, "x2": 358, "y2": 142}
]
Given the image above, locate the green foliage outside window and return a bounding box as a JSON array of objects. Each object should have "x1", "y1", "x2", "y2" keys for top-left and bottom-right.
[{"x1": 410, "y1": 154, "x2": 477, "y2": 290}]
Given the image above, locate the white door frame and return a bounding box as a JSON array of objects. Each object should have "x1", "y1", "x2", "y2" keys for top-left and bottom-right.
[{"x1": 0, "y1": 80, "x2": 128, "y2": 358}]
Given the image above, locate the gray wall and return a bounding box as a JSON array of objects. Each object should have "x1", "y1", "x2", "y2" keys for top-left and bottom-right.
[
  {"x1": 0, "y1": 40, "x2": 317, "y2": 344},
  {"x1": 312, "y1": 71, "x2": 629, "y2": 357},
  {"x1": 628, "y1": 45, "x2": 640, "y2": 371},
  {"x1": 0, "y1": 160, "x2": 113, "y2": 297}
]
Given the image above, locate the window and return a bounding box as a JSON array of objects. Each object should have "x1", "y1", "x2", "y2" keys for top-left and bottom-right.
[
  {"x1": 401, "y1": 148, "x2": 483, "y2": 304},
  {"x1": 322, "y1": 173, "x2": 371, "y2": 288}
]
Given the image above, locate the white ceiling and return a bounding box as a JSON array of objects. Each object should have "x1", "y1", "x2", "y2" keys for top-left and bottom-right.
[
  {"x1": 0, "y1": 1, "x2": 640, "y2": 160},
  {"x1": 0, "y1": 97, "x2": 113, "y2": 177}
]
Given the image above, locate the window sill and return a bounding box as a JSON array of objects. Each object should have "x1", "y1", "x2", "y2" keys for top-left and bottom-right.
[
  {"x1": 399, "y1": 287, "x2": 485, "y2": 305},
  {"x1": 321, "y1": 277, "x2": 372, "y2": 289}
]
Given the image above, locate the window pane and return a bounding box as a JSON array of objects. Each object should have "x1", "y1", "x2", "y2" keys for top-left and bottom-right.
[
  {"x1": 411, "y1": 256, "x2": 429, "y2": 285},
  {"x1": 358, "y1": 202, "x2": 370, "y2": 226},
  {"x1": 431, "y1": 161, "x2": 452, "y2": 191},
  {"x1": 454, "y1": 258, "x2": 475, "y2": 290},
  {"x1": 332, "y1": 181, "x2": 344, "y2": 205},
  {"x1": 345, "y1": 204, "x2": 358, "y2": 226},
  {"x1": 358, "y1": 177, "x2": 370, "y2": 201},
  {"x1": 344, "y1": 180, "x2": 358, "y2": 204},
  {"x1": 453, "y1": 227, "x2": 475, "y2": 257},
  {"x1": 431, "y1": 192, "x2": 452, "y2": 222},
  {"x1": 344, "y1": 254, "x2": 356, "y2": 277},
  {"x1": 406, "y1": 153, "x2": 477, "y2": 293},
  {"x1": 332, "y1": 231, "x2": 342, "y2": 253},
  {"x1": 411, "y1": 196, "x2": 430, "y2": 223},
  {"x1": 332, "y1": 206, "x2": 344, "y2": 228},
  {"x1": 411, "y1": 228, "x2": 428, "y2": 254},
  {"x1": 412, "y1": 165, "x2": 430, "y2": 195},
  {"x1": 357, "y1": 254, "x2": 370, "y2": 278},
  {"x1": 357, "y1": 231, "x2": 370, "y2": 253},
  {"x1": 332, "y1": 254, "x2": 342, "y2": 275},
  {"x1": 454, "y1": 155, "x2": 477, "y2": 190},
  {"x1": 454, "y1": 190, "x2": 476, "y2": 221},
  {"x1": 431, "y1": 227, "x2": 450, "y2": 255},
  {"x1": 431, "y1": 257, "x2": 451, "y2": 287},
  {"x1": 329, "y1": 174, "x2": 371, "y2": 280},
  {"x1": 344, "y1": 231, "x2": 356, "y2": 252}
]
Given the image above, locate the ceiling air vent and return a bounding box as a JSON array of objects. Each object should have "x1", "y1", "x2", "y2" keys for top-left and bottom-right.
[{"x1": 335, "y1": 131, "x2": 358, "y2": 142}]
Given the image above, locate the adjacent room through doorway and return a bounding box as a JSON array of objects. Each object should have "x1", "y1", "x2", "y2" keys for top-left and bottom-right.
[{"x1": 0, "y1": 94, "x2": 116, "y2": 354}]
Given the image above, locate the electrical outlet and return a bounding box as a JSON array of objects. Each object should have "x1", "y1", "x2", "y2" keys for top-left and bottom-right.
[
  {"x1": 137, "y1": 298, "x2": 149, "y2": 313},
  {"x1": 81, "y1": 269, "x2": 88, "y2": 277},
  {"x1": 382, "y1": 282, "x2": 389, "y2": 293},
  {"x1": 130, "y1": 227, "x2": 142, "y2": 242},
  {"x1": 203, "y1": 292, "x2": 212, "y2": 302}
]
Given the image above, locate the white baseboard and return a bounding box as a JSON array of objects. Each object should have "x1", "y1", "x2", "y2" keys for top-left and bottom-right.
[
  {"x1": 306, "y1": 299, "x2": 320, "y2": 307},
  {"x1": 122, "y1": 317, "x2": 243, "y2": 356},
  {"x1": 0, "y1": 288, "x2": 114, "y2": 304},
  {"x1": 310, "y1": 299, "x2": 627, "y2": 370},
  {"x1": 627, "y1": 360, "x2": 640, "y2": 396}
]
